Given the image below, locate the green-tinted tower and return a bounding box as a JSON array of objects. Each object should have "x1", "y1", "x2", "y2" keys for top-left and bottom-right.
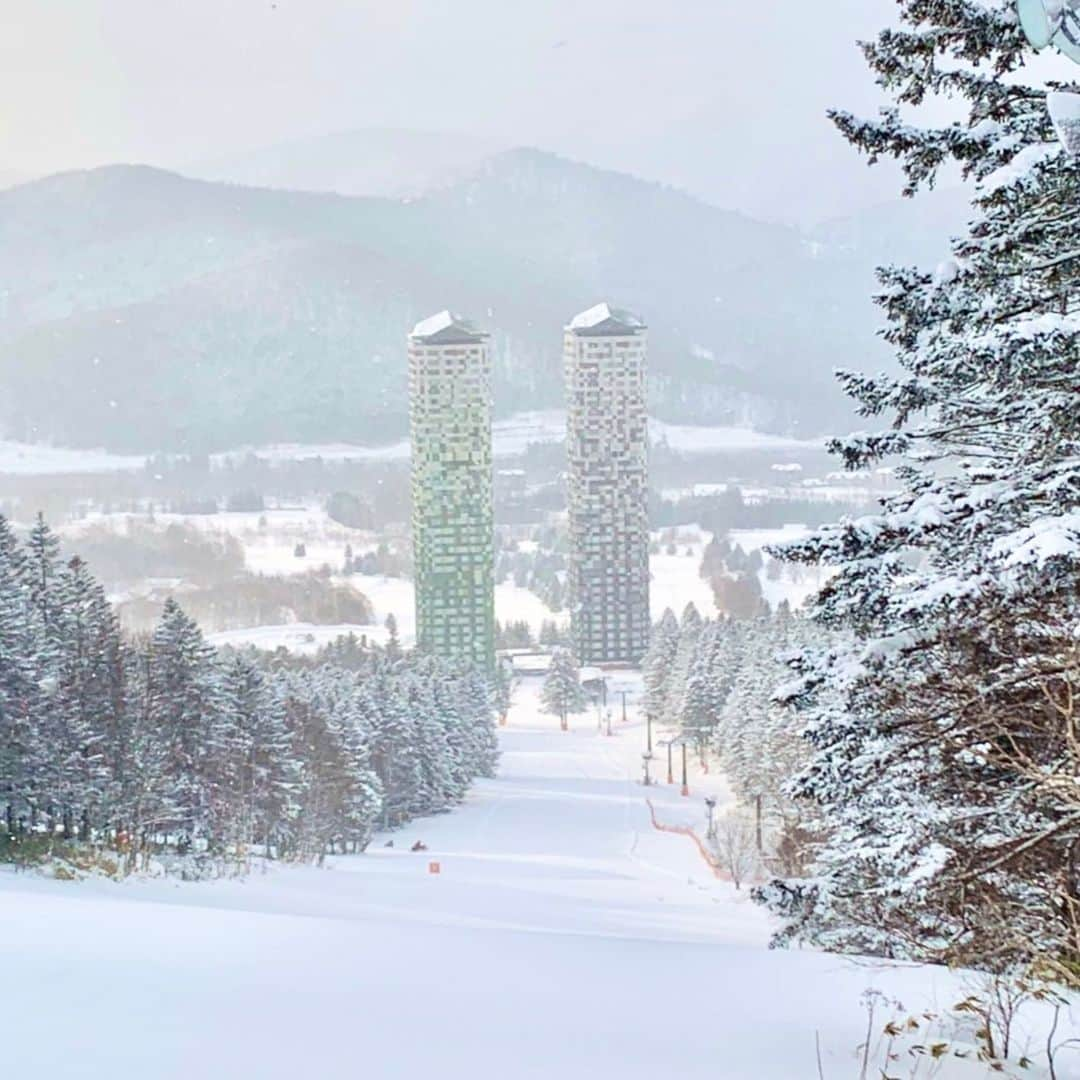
[{"x1": 408, "y1": 311, "x2": 496, "y2": 669}]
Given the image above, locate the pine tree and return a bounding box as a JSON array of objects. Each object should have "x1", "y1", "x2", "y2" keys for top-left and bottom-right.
[
  {"x1": 359, "y1": 664, "x2": 422, "y2": 828},
  {"x1": 665, "y1": 603, "x2": 703, "y2": 727},
  {"x1": 491, "y1": 662, "x2": 514, "y2": 726},
  {"x1": 220, "y1": 655, "x2": 299, "y2": 855},
  {"x1": 384, "y1": 613, "x2": 400, "y2": 659},
  {"x1": 49, "y1": 557, "x2": 119, "y2": 837},
  {"x1": 759, "y1": 2, "x2": 1080, "y2": 978},
  {"x1": 25, "y1": 513, "x2": 62, "y2": 643},
  {"x1": 454, "y1": 664, "x2": 500, "y2": 780},
  {"x1": 0, "y1": 515, "x2": 26, "y2": 580},
  {"x1": 680, "y1": 620, "x2": 721, "y2": 750},
  {"x1": 641, "y1": 609, "x2": 679, "y2": 728},
  {"x1": 144, "y1": 599, "x2": 225, "y2": 849},
  {"x1": 541, "y1": 648, "x2": 587, "y2": 726},
  {"x1": 0, "y1": 542, "x2": 39, "y2": 834}
]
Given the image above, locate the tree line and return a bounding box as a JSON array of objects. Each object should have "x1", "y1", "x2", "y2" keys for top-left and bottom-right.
[
  {"x1": 0, "y1": 514, "x2": 498, "y2": 872},
  {"x1": 642, "y1": 601, "x2": 827, "y2": 878}
]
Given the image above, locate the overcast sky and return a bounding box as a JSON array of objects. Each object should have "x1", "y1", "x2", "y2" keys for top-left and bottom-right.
[{"x1": 2, "y1": 0, "x2": 918, "y2": 224}]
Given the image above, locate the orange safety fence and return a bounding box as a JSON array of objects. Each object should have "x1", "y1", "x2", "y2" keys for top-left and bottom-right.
[{"x1": 645, "y1": 798, "x2": 727, "y2": 880}]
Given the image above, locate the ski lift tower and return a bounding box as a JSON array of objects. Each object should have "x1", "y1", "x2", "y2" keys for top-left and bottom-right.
[{"x1": 1019, "y1": 0, "x2": 1080, "y2": 153}]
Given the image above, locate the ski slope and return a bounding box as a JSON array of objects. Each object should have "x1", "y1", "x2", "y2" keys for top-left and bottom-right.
[{"x1": 2, "y1": 679, "x2": 1075, "y2": 1078}]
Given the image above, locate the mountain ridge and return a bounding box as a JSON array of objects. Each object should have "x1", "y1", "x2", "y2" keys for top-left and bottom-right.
[{"x1": 0, "y1": 149, "x2": 911, "y2": 453}]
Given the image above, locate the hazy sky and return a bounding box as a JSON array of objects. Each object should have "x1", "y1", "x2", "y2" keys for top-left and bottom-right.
[{"x1": 2, "y1": 0, "x2": 916, "y2": 223}]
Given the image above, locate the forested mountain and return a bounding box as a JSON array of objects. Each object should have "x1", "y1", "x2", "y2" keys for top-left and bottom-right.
[
  {"x1": 0, "y1": 150, "x2": 890, "y2": 453},
  {"x1": 187, "y1": 128, "x2": 511, "y2": 200}
]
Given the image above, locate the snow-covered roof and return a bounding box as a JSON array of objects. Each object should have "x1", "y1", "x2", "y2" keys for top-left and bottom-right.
[
  {"x1": 567, "y1": 302, "x2": 646, "y2": 337},
  {"x1": 410, "y1": 310, "x2": 487, "y2": 344}
]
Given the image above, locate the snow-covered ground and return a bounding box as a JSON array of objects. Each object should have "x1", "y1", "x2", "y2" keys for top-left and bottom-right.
[
  {"x1": 212, "y1": 411, "x2": 822, "y2": 467},
  {"x1": 729, "y1": 524, "x2": 831, "y2": 611},
  {"x1": 650, "y1": 418, "x2": 822, "y2": 455},
  {"x1": 0, "y1": 440, "x2": 146, "y2": 475},
  {"x1": 207, "y1": 579, "x2": 569, "y2": 653},
  {"x1": 648, "y1": 524, "x2": 828, "y2": 619},
  {"x1": 651, "y1": 526, "x2": 717, "y2": 619},
  {"x1": 71, "y1": 507, "x2": 824, "y2": 644},
  {"x1": 208, "y1": 622, "x2": 389, "y2": 654},
  {"x1": 3, "y1": 677, "x2": 1070, "y2": 1078},
  {"x1": 0, "y1": 411, "x2": 824, "y2": 477}
]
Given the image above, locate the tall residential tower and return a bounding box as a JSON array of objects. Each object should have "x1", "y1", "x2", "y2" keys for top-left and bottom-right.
[
  {"x1": 564, "y1": 303, "x2": 650, "y2": 666},
  {"x1": 408, "y1": 310, "x2": 495, "y2": 668}
]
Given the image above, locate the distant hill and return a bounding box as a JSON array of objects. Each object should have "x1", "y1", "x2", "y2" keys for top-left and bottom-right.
[
  {"x1": 0, "y1": 149, "x2": 925, "y2": 454},
  {"x1": 186, "y1": 128, "x2": 511, "y2": 200}
]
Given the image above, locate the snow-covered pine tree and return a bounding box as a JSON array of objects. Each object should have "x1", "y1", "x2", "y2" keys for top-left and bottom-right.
[
  {"x1": 406, "y1": 662, "x2": 460, "y2": 814},
  {"x1": 665, "y1": 603, "x2": 703, "y2": 728},
  {"x1": 0, "y1": 515, "x2": 26, "y2": 579},
  {"x1": 384, "y1": 613, "x2": 401, "y2": 659},
  {"x1": 714, "y1": 606, "x2": 822, "y2": 877},
  {"x1": 692, "y1": 616, "x2": 745, "y2": 749},
  {"x1": 541, "y1": 647, "x2": 588, "y2": 724},
  {"x1": 491, "y1": 661, "x2": 514, "y2": 726},
  {"x1": 679, "y1": 619, "x2": 720, "y2": 752},
  {"x1": 451, "y1": 663, "x2": 500, "y2": 781},
  {"x1": 220, "y1": 655, "x2": 299, "y2": 855},
  {"x1": 318, "y1": 671, "x2": 382, "y2": 853},
  {"x1": 0, "y1": 528, "x2": 39, "y2": 836},
  {"x1": 82, "y1": 575, "x2": 130, "y2": 830},
  {"x1": 49, "y1": 557, "x2": 118, "y2": 838},
  {"x1": 24, "y1": 513, "x2": 62, "y2": 644},
  {"x1": 359, "y1": 663, "x2": 423, "y2": 828},
  {"x1": 641, "y1": 609, "x2": 679, "y2": 728},
  {"x1": 760, "y1": 1, "x2": 1080, "y2": 977},
  {"x1": 145, "y1": 599, "x2": 225, "y2": 850}
]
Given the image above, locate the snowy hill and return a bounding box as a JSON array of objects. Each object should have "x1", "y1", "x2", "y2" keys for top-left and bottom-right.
[
  {"x1": 6, "y1": 678, "x2": 1053, "y2": 1079},
  {"x1": 0, "y1": 153, "x2": 887, "y2": 453}
]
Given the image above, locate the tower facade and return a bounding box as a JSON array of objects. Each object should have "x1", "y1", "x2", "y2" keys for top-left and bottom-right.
[
  {"x1": 564, "y1": 303, "x2": 650, "y2": 666},
  {"x1": 408, "y1": 311, "x2": 495, "y2": 669}
]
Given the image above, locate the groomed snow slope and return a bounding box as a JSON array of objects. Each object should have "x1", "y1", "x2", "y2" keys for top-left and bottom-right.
[{"x1": 2, "y1": 679, "x2": 1073, "y2": 1078}]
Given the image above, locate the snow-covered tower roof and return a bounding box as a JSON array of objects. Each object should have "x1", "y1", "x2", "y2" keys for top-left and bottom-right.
[
  {"x1": 409, "y1": 310, "x2": 488, "y2": 345},
  {"x1": 567, "y1": 302, "x2": 646, "y2": 338}
]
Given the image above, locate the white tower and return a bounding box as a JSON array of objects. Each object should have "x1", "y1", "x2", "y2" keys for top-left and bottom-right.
[{"x1": 564, "y1": 303, "x2": 650, "y2": 666}]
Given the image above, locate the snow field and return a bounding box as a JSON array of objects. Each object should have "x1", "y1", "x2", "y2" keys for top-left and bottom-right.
[
  {"x1": 650, "y1": 529, "x2": 717, "y2": 620},
  {"x1": 4, "y1": 675, "x2": 1074, "y2": 1078},
  {"x1": 69, "y1": 507, "x2": 828, "y2": 652},
  {"x1": 209, "y1": 411, "x2": 822, "y2": 468}
]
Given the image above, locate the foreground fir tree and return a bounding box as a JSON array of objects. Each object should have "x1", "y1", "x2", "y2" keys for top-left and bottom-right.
[{"x1": 759, "y1": 1, "x2": 1080, "y2": 980}]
